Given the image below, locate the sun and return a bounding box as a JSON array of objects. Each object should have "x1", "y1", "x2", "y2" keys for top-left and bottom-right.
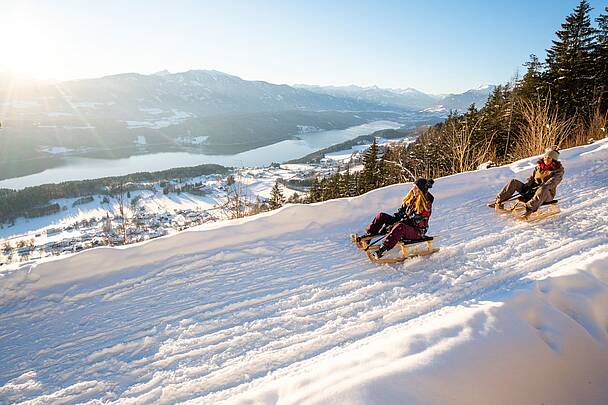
[{"x1": 0, "y1": 6, "x2": 54, "y2": 79}]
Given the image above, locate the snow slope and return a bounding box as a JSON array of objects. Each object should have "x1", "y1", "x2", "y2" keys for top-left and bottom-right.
[{"x1": 1, "y1": 140, "x2": 608, "y2": 404}]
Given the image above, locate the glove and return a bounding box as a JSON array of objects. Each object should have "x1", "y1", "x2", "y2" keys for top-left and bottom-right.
[{"x1": 393, "y1": 205, "x2": 408, "y2": 220}]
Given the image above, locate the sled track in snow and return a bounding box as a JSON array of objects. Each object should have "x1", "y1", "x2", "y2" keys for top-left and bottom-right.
[{"x1": 1, "y1": 150, "x2": 608, "y2": 403}]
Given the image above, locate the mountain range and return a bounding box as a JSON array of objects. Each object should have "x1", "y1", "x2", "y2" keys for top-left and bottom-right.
[
  {"x1": 295, "y1": 83, "x2": 496, "y2": 112},
  {"x1": 0, "y1": 70, "x2": 494, "y2": 178}
]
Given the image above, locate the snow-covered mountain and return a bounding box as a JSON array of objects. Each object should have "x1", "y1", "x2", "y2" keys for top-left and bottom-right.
[
  {"x1": 0, "y1": 70, "x2": 391, "y2": 119},
  {"x1": 427, "y1": 84, "x2": 497, "y2": 113},
  {"x1": 1, "y1": 138, "x2": 607, "y2": 403},
  {"x1": 295, "y1": 84, "x2": 441, "y2": 110},
  {"x1": 1, "y1": 70, "x2": 440, "y2": 176},
  {"x1": 296, "y1": 83, "x2": 497, "y2": 113}
]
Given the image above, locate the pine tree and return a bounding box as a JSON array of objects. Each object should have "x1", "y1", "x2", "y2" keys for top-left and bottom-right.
[
  {"x1": 339, "y1": 164, "x2": 352, "y2": 197},
  {"x1": 359, "y1": 138, "x2": 379, "y2": 193},
  {"x1": 269, "y1": 181, "x2": 285, "y2": 210},
  {"x1": 546, "y1": 0, "x2": 597, "y2": 117},
  {"x1": 517, "y1": 54, "x2": 546, "y2": 102},
  {"x1": 595, "y1": 7, "x2": 608, "y2": 112},
  {"x1": 307, "y1": 177, "x2": 322, "y2": 203}
]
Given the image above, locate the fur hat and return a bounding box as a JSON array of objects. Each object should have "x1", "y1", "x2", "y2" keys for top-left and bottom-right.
[
  {"x1": 415, "y1": 178, "x2": 434, "y2": 193},
  {"x1": 544, "y1": 147, "x2": 560, "y2": 160}
]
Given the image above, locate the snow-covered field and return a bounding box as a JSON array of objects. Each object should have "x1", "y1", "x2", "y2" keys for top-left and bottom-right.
[{"x1": 1, "y1": 140, "x2": 607, "y2": 404}]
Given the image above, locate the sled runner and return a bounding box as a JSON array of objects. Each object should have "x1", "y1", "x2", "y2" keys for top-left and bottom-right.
[
  {"x1": 351, "y1": 234, "x2": 439, "y2": 264},
  {"x1": 490, "y1": 198, "x2": 560, "y2": 222}
]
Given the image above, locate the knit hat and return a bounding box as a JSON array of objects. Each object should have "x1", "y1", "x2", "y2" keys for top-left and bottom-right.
[
  {"x1": 415, "y1": 178, "x2": 434, "y2": 193},
  {"x1": 544, "y1": 147, "x2": 560, "y2": 160}
]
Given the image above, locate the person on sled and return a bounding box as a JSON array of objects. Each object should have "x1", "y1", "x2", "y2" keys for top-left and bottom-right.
[
  {"x1": 491, "y1": 147, "x2": 564, "y2": 218},
  {"x1": 360, "y1": 178, "x2": 434, "y2": 259}
]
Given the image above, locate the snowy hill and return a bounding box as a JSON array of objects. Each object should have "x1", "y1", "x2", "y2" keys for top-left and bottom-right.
[{"x1": 1, "y1": 139, "x2": 607, "y2": 403}]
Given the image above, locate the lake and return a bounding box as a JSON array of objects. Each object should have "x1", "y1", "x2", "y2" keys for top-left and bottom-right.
[{"x1": 0, "y1": 121, "x2": 401, "y2": 189}]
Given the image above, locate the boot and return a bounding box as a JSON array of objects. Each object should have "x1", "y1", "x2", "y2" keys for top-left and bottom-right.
[
  {"x1": 489, "y1": 197, "x2": 504, "y2": 209},
  {"x1": 372, "y1": 246, "x2": 387, "y2": 259},
  {"x1": 355, "y1": 230, "x2": 373, "y2": 243}
]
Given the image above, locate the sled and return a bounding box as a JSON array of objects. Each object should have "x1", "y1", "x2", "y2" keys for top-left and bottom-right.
[
  {"x1": 351, "y1": 234, "x2": 439, "y2": 264},
  {"x1": 492, "y1": 199, "x2": 560, "y2": 222}
]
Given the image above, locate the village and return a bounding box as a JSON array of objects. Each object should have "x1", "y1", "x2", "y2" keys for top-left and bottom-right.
[{"x1": 0, "y1": 146, "x2": 370, "y2": 266}]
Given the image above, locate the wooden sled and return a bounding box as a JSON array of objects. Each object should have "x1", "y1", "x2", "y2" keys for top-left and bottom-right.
[
  {"x1": 351, "y1": 234, "x2": 439, "y2": 264},
  {"x1": 495, "y1": 199, "x2": 560, "y2": 222}
]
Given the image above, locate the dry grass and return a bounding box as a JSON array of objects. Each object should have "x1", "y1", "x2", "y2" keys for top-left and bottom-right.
[
  {"x1": 513, "y1": 97, "x2": 574, "y2": 160},
  {"x1": 443, "y1": 116, "x2": 496, "y2": 173}
]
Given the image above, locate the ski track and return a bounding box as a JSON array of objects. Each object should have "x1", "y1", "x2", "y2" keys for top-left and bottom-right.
[{"x1": 1, "y1": 150, "x2": 608, "y2": 404}]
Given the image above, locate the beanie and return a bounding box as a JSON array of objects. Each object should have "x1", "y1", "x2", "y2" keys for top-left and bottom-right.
[
  {"x1": 544, "y1": 147, "x2": 560, "y2": 160},
  {"x1": 415, "y1": 178, "x2": 434, "y2": 193}
]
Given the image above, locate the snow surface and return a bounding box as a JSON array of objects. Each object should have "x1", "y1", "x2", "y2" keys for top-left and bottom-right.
[{"x1": 1, "y1": 139, "x2": 607, "y2": 404}]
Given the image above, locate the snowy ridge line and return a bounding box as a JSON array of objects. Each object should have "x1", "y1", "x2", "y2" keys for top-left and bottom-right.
[{"x1": 0, "y1": 139, "x2": 607, "y2": 403}]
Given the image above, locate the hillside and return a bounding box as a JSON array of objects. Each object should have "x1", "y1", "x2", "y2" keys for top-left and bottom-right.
[{"x1": 0, "y1": 139, "x2": 607, "y2": 404}]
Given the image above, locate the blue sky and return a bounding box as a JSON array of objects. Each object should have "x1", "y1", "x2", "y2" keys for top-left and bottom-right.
[{"x1": 1, "y1": 0, "x2": 605, "y2": 93}]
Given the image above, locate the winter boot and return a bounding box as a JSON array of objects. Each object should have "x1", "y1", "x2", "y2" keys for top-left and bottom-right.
[
  {"x1": 522, "y1": 206, "x2": 534, "y2": 220},
  {"x1": 355, "y1": 231, "x2": 373, "y2": 243},
  {"x1": 488, "y1": 198, "x2": 504, "y2": 209},
  {"x1": 372, "y1": 246, "x2": 387, "y2": 259}
]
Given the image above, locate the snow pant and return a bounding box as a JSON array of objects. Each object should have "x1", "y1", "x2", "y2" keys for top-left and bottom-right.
[
  {"x1": 496, "y1": 179, "x2": 555, "y2": 212},
  {"x1": 366, "y1": 212, "x2": 422, "y2": 251}
]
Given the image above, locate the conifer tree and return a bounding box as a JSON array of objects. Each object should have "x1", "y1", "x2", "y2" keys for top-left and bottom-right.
[
  {"x1": 595, "y1": 7, "x2": 608, "y2": 112},
  {"x1": 307, "y1": 177, "x2": 322, "y2": 203},
  {"x1": 546, "y1": 0, "x2": 597, "y2": 117},
  {"x1": 359, "y1": 138, "x2": 379, "y2": 193},
  {"x1": 269, "y1": 180, "x2": 285, "y2": 210},
  {"x1": 339, "y1": 164, "x2": 352, "y2": 197},
  {"x1": 517, "y1": 54, "x2": 546, "y2": 103}
]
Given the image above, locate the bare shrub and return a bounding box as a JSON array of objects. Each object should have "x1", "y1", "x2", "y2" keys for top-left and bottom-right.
[
  {"x1": 443, "y1": 116, "x2": 496, "y2": 173},
  {"x1": 588, "y1": 105, "x2": 608, "y2": 142},
  {"x1": 219, "y1": 173, "x2": 263, "y2": 219},
  {"x1": 513, "y1": 96, "x2": 574, "y2": 160}
]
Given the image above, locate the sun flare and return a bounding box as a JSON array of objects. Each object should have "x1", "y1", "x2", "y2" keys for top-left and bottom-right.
[{"x1": 0, "y1": 6, "x2": 53, "y2": 79}]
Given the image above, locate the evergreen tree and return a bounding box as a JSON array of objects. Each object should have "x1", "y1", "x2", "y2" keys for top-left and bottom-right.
[
  {"x1": 287, "y1": 192, "x2": 300, "y2": 204},
  {"x1": 307, "y1": 177, "x2": 322, "y2": 203},
  {"x1": 269, "y1": 181, "x2": 285, "y2": 210},
  {"x1": 595, "y1": 7, "x2": 608, "y2": 112},
  {"x1": 359, "y1": 138, "x2": 379, "y2": 193},
  {"x1": 339, "y1": 164, "x2": 352, "y2": 197},
  {"x1": 517, "y1": 54, "x2": 546, "y2": 102},
  {"x1": 546, "y1": 0, "x2": 597, "y2": 117}
]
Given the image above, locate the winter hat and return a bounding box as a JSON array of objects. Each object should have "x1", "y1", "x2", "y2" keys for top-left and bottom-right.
[
  {"x1": 415, "y1": 178, "x2": 434, "y2": 193},
  {"x1": 544, "y1": 147, "x2": 560, "y2": 160}
]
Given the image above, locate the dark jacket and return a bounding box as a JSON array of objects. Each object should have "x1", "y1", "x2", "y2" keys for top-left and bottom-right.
[{"x1": 395, "y1": 192, "x2": 434, "y2": 236}]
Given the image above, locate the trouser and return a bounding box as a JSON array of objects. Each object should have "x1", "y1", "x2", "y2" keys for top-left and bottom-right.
[
  {"x1": 366, "y1": 212, "x2": 422, "y2": 250},
  {"x1": 496, "y1": 179, "x2": 554, "y2": 212}
]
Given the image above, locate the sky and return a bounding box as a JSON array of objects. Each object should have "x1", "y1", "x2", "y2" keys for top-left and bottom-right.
[{"x1": 0, "y1": 0, "x2": 605, "y2": 94}]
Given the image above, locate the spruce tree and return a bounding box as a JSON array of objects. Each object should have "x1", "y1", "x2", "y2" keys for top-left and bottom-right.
[
  {"x1": 339, "y1": 164, "x2": 352, "y2": 197},
  {"x1": 595, "y1": 7, "x2": 608, "y2": 112},
  {"x1": 517, "y1": 54, "x2": 546, "y2": 102},
  {"x1": 308, "y1": 177, "x2": 322, "y2": 203},
  {"x1": 360, "y1": 138, "x2": 379, "y2": 193},
  {"x1": 546, "y1": 0, "x2": 597, "y2": 117},
  {"x1": 269, "y1": 181, "x2": 285, "y2": 210}
]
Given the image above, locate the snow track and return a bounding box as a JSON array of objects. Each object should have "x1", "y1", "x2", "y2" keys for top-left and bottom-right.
[{"x1": 1, "y1": 140, "x2": 608, "y2": 404}]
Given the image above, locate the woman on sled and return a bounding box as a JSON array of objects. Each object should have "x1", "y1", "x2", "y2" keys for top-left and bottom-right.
[
  {"x1": 359, "y1": 178, "x2": 434, "y2": 259},
  {"x1": 490, "y1": 147, "x2": 564, "y2": 219}
]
